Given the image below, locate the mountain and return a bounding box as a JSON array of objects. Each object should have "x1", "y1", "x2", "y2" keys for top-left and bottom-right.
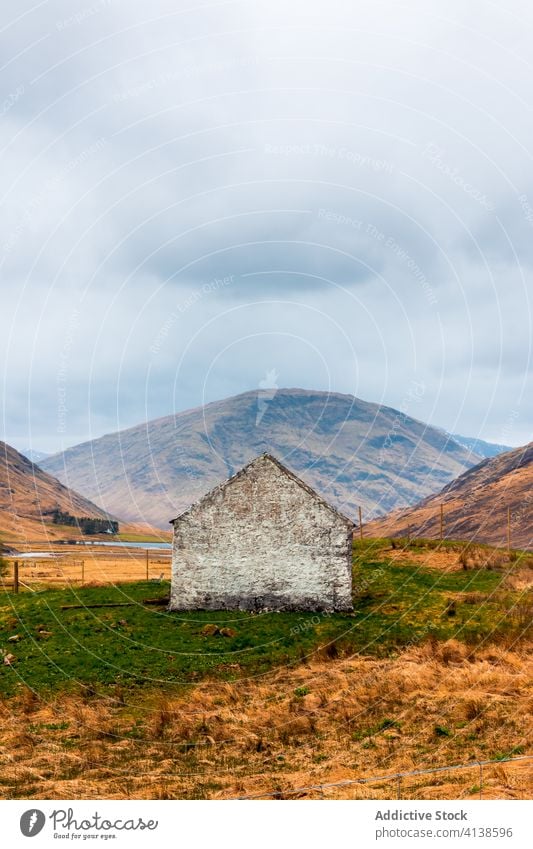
[
  {"x1": 449, "y1": 433, "x2": 512, "y2": 459},
  {"x1": 22, "y1": 448, "x2": 50, "y2": 464},
  {"x1": 366, "y1": 441, "x2": 533, "y2": 550},
  {"x1": 0, "y1": 441, "x2": 113, "y2": 542},
  {"x1": 41, "y1": 388, "x2": 480, "y2": 528}
]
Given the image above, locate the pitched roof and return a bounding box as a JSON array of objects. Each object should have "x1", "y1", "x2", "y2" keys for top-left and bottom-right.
[{"x1": 170, "y1": 452, "x2": 354, "y2": 528}]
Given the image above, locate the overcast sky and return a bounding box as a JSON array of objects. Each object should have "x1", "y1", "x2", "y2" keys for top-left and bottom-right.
[{"x1": 1, "y1": 0, "x2": 532, "y2": 454}]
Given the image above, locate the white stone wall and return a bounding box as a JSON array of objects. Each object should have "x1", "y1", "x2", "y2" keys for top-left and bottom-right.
[{"x1": 169, "y1": 455, "x2": 353, "y2": 612}]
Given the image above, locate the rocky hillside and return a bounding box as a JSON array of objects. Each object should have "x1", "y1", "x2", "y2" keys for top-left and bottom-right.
[
  {"x1": 41, "y1": 389, "x2": 480, "y2": 528},
  {"x1": 367, "y1": 442, "x2": 533, "y2": 549},
  {"x1": 0, "y1": 441, "x2": 112, "y2": 541}
]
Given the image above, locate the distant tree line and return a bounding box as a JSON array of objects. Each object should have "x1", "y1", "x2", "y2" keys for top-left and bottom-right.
[{"x1": 50, "y1": 510, "x2": 119, "y2": 535}]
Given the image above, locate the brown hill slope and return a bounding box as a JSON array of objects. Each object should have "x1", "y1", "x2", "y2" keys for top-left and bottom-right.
[
  {"x1": 41, "y1": 388, "x2": 480, "y2": 528},
  {"x1": 367, "y1": 442, "x2": 533, "y2": 549},
  {"x1": 0, "y1": 441, "x2": 113, "y2": 543}
]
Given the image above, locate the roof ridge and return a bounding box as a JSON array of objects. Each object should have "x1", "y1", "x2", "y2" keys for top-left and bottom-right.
[{"x1": 170, "y1": 452, "x2": 354, "y2": 527}]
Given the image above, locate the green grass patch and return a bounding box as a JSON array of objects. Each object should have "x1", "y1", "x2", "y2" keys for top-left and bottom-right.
[
  {"x1": 494, "y1": 745, "x2": 525, "y2": 760},
  {"x1": 0, "y1": 545, "x2": 525, "y2": 698},
  {"x1": 116, "y1": 532, "x2": 171, "y2": 544}
]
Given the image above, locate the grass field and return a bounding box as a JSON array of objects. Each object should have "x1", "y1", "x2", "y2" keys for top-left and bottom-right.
[
  {"x1": 1, "y1": 540, "x2": 531, "y2": 696},
  {"x1": 3, "y1": 551, "x2": 171, "y2": 589},
  {"x1": 0, "y1": 538, "x2": 531, "y2": 799}
]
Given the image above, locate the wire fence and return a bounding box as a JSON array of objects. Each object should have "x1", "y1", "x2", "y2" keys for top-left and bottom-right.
[
  {"x1": 234, "y1": 755, "x2": 533, "y2": 800},
  {"x1": 2, "y1": 550, "x2": 172, "y2": 592},
  {"x1": 358, "y1": 499, "x2": 532, "y2": 553}
]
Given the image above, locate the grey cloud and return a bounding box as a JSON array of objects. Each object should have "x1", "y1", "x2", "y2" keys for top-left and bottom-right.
[{"x1": 1, "y1": 0, "x2": 532, "y2": 452}]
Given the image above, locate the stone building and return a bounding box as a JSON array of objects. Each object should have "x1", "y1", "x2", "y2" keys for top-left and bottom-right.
[{"x1": 169, "y1": 453, "x2": 354, "y2": 612}]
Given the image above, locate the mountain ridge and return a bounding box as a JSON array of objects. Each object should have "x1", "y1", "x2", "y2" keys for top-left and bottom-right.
[
  {"x1": 41, "y1": 388, "x2": 483, "y2": 528},
  {"x1": 0, "y1": 440, "x2": 113, "y2": 542},
  {"x1": 366, "y1": 441, "x2": 533, "y2": 549},
  {"x1": 448, "y1": 433, "x2": 512, "y2": 459}
]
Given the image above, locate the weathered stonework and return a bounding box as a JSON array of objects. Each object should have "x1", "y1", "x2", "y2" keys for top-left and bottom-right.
[{"x1": 169, "y1": 453, "x2": 354, "y2": 612}]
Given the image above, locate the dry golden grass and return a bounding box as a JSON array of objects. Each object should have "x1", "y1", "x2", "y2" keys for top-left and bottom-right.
[
  {"x1": 385, "y1": 541, "x2": 533, "y2": 586},
  {"x1": 0, "y1": 641, "x2": 531, "y2": 800},
  {"x1": 458, "y1": 545, "x2": 512, "y2": 571},
  {"x1": 4, "y1": 552, "x2": 171, "y2": 588},
  {"x1": 2, "y1": 540, "x2": 530, "y2": 799},
  {"x1": 386, "y1": 547, "x2": 464, "y2": 572}
]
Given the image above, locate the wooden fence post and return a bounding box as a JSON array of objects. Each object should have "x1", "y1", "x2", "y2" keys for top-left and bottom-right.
[
  {"x1": 13, "y1": 561, "x2": 19, "y2": 594},
  {"x1": 358, "y1": 506, "x2": 363, "y2": 542}
]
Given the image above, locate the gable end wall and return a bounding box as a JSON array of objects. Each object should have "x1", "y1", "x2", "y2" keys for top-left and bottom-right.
[{"x1": 169, "y1": 458, "x2": 353, "y2": 612}]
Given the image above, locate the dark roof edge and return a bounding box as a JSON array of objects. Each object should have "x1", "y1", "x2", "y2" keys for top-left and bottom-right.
[{"x1": 170, "y1": 452, "x2": 355, "y2": 529}]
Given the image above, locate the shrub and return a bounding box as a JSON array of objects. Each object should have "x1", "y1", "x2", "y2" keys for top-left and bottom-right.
[
  {"x1": 378, "y1": 718, "x2": 400, "y2": 731},
  {"x1": 458, "y1": 545, "x2": 509, "y2": 571}
]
